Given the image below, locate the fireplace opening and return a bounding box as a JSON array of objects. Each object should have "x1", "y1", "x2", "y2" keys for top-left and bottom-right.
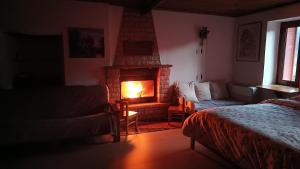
[
  {"x1": 120, "y1": 68, "x2": 158, "y2": 104},
  {"x1": 121, "y1": 80, "x2": 154, "y2": 99}
]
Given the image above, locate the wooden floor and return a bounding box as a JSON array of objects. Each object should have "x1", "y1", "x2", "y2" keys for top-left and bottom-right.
[{"x1": 1, "y1": 129, "x2": 236, "y2": 169}]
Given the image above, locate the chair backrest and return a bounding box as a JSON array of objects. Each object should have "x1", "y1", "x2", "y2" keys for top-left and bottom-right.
[
  {"x1": 179, "y1": 96, "x2": 186, "y2": 110},
  {"x1": 116, "y1": 100, "x2": 129, "y2": 117}
]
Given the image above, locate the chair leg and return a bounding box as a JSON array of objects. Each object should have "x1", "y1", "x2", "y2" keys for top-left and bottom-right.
[
  {"x1": 113, "y1": 114, "x2": 121, "y2": 142},
  {"x1": 113, "y1": 132, "x2": 120, "y2": 142},
  {"x1": 168, "y1": 111, "x2": 172, "y2": 125},
  {"x1": 126, "y1": 118, "x2": 129, "y2": 135},
  {"x1": 191, "y1": 137, "x2": 195, "y2": 150},
  {"x1": 181, "y1": 114, "x2": 185, "y2": 126},
  {"x1": 135, "y1": 115, "x2": 139, "y2": 133}
]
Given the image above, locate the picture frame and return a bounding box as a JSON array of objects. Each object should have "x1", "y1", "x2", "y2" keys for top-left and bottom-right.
[
  {"x1": 236, "y1": 22, "x2": 262, "y2": 62},
  {"x1": 68, "y1": 27, "x2": 105, "y2": 58}
]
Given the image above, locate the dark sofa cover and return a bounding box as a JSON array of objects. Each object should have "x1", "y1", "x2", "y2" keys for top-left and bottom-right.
[{"x1": 0, "y1": 85, "x2": 118, "y2": 145}]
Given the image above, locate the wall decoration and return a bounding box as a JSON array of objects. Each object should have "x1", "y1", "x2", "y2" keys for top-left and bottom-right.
[
  {"x1": 197, "y1": 26, "x2": 210, "y2": 82},
  {"x1": 68, "y1": 28, "x2": 104, "y2": 58},
  {"x1": 198, "y1": 27, "x2": 210, "y2": 47},
  {"x1": 237, "y1": 22, "x2": 261, "y2": 62}
]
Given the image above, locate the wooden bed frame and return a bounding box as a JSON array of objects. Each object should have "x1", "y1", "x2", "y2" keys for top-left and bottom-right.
[
  {"x1": 190, "y1": 137, "x2": 196, "y2": 150},
  {"x1": 189, "y1": 137, "x2": 241, "y2": 169}
]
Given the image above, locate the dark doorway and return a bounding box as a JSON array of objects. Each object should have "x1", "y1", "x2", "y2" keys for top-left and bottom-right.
[{"x1": 8, "y1": 33, "x2": 64, "y2": 87}]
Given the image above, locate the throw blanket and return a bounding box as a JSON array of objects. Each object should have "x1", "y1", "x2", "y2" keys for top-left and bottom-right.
[{"x1": 183, "y1": 99, "x2": 300, "y2": 169}]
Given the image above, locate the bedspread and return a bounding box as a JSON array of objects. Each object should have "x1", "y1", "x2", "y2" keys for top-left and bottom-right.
[{"x1": 183, "y1": 99, "x2": 300, "y2": 169}]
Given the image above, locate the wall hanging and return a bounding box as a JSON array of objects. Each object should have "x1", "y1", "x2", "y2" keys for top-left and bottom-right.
[
  {"x1": 68, "y1": 27, "x2": 105, "y2": 58},
  {"x1": 197, "y1": 27, "x2": 209, "y2": 82},
  {"x1": 237, "y1": 22, "x2": 261, "y2": 62}
]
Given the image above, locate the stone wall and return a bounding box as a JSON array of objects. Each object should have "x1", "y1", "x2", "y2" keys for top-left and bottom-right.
[
  {"x1": 128, "y1": 103, "x2": 169, "y2": 121},
  {"x1": 158, "y1": 67, "x2": 171, "y2": 103}
]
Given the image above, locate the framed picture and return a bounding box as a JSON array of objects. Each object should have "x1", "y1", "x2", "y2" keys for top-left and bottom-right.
[
  {"x1": 237, "y1": 22, "x2": 261, "y2": 62},
  {"x1": 68, "y1": 28, "x2": 104, "y2": 58}
]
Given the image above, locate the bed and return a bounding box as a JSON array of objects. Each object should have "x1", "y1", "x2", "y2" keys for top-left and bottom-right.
[{"x1": 182, "y1": 98, "x2": 300, "y2": 169}]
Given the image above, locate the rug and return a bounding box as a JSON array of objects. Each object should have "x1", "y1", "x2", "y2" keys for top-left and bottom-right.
[{"x1": 120, "y1": 121, "x2": 181, "y2": 135}]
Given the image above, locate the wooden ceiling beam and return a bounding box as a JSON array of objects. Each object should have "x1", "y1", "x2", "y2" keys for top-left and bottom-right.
[
  {"x1": 140, "y1": 0, "x2": 162, "y2": 14},
  {"x1": 75, "y1": 0, "x2": 300, "y2": 17}
]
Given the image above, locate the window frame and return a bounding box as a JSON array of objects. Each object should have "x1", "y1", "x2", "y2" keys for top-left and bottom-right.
[{"x1": 276, "y1": 20, "x2": 300, "y2": 87}]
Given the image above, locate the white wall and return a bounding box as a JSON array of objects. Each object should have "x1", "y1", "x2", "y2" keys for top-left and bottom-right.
[
  {"x1": 0, "y1": 0, "x2": 122, "y2": 86},
  {"x1": 0, "y1": 0, "x2": 235, "y2": 86},
  {"x1": 233, "y1": 3, "x2": 300, "y2": 85},
  {"x1": 153, "y1": 10, "x2": 235, "y2": 83}
]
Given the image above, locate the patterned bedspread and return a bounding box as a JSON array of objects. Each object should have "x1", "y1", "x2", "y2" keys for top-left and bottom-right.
[{"x1": 182, "y1": 99, "x2": 300, "y2": 169}]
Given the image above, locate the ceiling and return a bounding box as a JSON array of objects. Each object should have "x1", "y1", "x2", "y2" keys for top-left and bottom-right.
[{"x1": 78, "y1": 0, "x2": 300, "y2": 17}]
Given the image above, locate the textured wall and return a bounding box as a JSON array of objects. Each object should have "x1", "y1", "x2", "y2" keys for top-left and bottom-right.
[{"x1": 113, "y1": 9, "x2": 160, "y2": 66}]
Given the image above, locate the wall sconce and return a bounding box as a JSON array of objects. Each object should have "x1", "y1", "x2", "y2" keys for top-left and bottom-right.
[
  {"x1": 198, "y1": 27, "x2": 210, "y2": 46},
  {"x1": 197, "y1": 27, "x2": 210, "y2": 82}
]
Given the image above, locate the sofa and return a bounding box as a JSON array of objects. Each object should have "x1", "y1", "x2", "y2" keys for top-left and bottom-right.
[
  {"x1": 171, "y1": 81, "x2": 257, "y2": 112},
  {"x1": 0, "y1": 85, "x2": 120, "y2": 145}
]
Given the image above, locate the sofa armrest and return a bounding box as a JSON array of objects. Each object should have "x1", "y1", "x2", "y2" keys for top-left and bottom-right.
[{"x1": 228, "y1": 83, "x2": 258, "y2": 103}]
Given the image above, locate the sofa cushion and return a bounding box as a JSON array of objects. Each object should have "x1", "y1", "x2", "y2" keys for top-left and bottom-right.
[
  {"x1": 210, "y1": 81, "x2": 229, "y2": 100},
  {"x1": 194, "y1": 100, "x2": 245, "y2": 111},
  {"x1": 178, "y1": 82, "x2": 199, "y2": 102},
  {"x1": 194, "y1": 82, "x2": 212, "y2": 101},
  {"x1": 228, "y1": 83, "x2": 257, "y2": 103}
]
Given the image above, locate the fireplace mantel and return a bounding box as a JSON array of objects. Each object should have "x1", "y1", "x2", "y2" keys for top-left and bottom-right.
[{"x1": 105, "y1": 64, "x2": 172, "y2": 70}]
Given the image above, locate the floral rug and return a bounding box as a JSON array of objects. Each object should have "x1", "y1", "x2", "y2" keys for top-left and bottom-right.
[{"x1": 120, "y1": 121, "x2": 182, "y2": 135}]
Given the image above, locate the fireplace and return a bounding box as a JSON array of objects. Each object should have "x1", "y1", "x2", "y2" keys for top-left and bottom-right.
[
  {"x1": 104, "y1": 9, "x2": 172, "y2": 121},
  {"x1": 120, "y1": 68, "x2": 157, "y2": 104},
  {"x1": 121, "y1": 80, "x2": 154, "y2": 99}
]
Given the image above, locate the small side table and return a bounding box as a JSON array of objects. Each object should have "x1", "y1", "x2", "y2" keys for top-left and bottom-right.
[
  {"x1": 168, "y1": 97, "x2": 186, "y2": 125},
  {"x1": 168, "y1": 97, "x2": 196, "y2": 125}
]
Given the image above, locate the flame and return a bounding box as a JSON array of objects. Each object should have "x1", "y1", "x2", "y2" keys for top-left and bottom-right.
[{"x1": 122, "y1": 81, "x2": 143, "y2": 98}]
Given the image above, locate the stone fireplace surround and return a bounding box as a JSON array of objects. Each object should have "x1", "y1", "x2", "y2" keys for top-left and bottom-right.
[
  {"x1": 105, "y1": 9, "x2": 171, "y2": 121},
  {"x1": 105, "y1": 65, "x2": 171, "y2": 121}
]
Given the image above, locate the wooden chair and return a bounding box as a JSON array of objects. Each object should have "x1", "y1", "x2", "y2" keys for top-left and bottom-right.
[
  {"x1": 168, "y1": 97, "x2": 186, "y2": 125},
  {"x1": 116, "y1": 100, "x2": 139, "y2": 135}
]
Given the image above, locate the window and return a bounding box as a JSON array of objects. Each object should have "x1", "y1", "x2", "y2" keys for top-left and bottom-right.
[{"x1": 277, "y1": 21, "x2": 300, "y2": 87}]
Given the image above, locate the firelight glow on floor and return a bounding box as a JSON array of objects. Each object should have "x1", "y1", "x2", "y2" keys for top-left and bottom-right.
[{"x1": 1, "y1": 129, "x2": 237, "y2": 169}]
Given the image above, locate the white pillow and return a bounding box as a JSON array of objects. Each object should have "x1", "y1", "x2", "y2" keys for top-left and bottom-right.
[
  {"x1": 178, "y1": 82, "x2": 199, "y2": 102},
  {"x1": 194, "y1": 82, "x2": 212, "y2": 101}
]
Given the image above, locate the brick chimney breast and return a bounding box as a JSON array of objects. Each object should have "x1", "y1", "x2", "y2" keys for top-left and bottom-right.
[{"x1": 113, "y1": 8, "x2": 161, "y2": 66}]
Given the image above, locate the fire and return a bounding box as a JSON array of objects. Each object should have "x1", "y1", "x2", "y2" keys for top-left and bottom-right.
[{"x1": 122, "y1": 81, "x2": 143, "y2": 99}]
